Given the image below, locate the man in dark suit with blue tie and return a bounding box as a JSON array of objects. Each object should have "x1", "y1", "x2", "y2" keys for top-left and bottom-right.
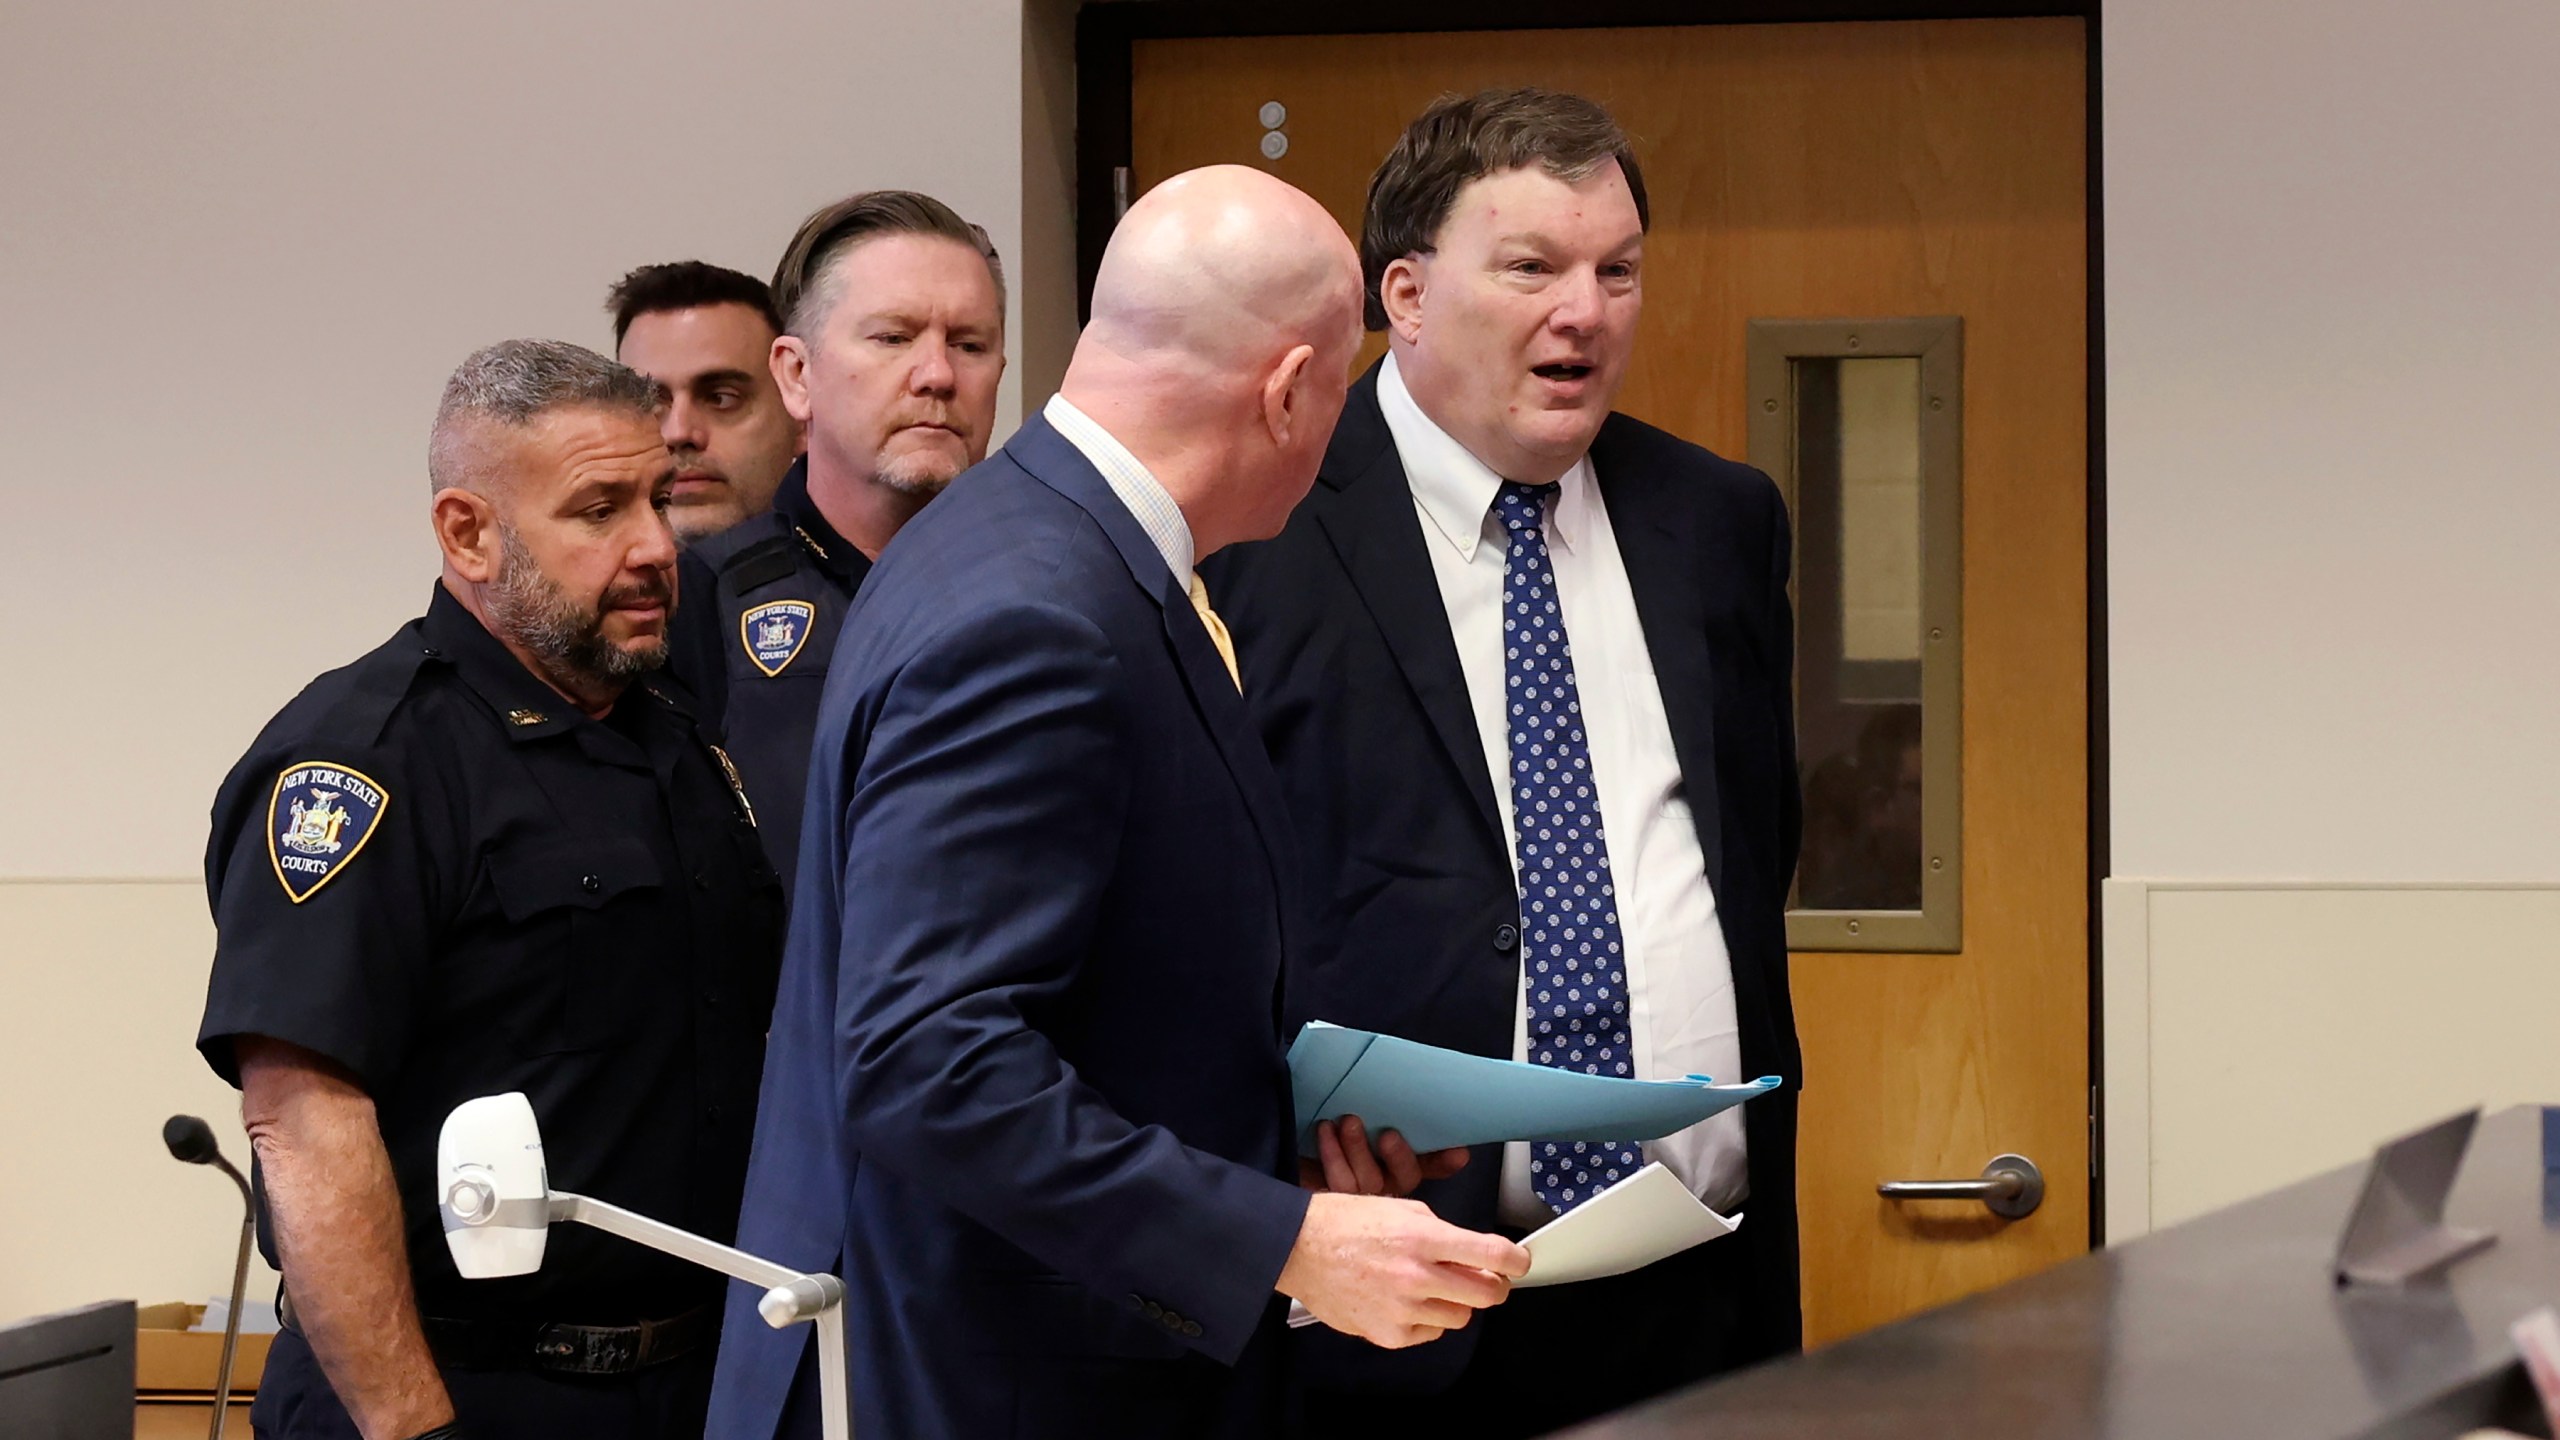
[
  {"x1": 1205, "y1": 89, "x2": 1807, "y2": 1437},
  {"x1": 708, "y1": 164, "x2": 1531, "y2": 1440}
]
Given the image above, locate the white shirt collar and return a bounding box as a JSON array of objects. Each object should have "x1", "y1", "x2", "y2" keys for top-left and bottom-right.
[
  {"x1": 1042, "y1": 393, "x2": 1195, "y2": 581},
  {"x1": 1376, "y1": 352, "x2": 1591, "y2": 560}
]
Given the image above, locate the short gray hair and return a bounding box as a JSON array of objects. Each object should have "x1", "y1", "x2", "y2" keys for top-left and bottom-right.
[{"x1": 428, "y1": 339, "x2": 663, "y2": 491}]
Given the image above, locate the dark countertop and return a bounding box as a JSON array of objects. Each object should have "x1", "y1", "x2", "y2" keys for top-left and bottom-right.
[{"x1": 1560, "y1": 1107, "x2": 2560, "y2": 1439}]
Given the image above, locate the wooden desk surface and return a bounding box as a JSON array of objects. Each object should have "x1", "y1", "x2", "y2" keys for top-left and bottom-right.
[{"x1": 1561, "y1": 1106, "x2": 2560, "y2": 1439}]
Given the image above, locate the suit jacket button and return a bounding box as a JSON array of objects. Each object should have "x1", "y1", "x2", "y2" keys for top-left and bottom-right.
[
  {"x1": 1144, "y1": 1301, "x2": 1164, "y2": 1320},
  {"x1": 1181, "y1": 1320, "x2": 1203, "y2": 1338},
  {"x1": 1162, "y1": 1310, "x2": 1184, "y2": 1330},
  {"x1": 1493, "y1": 923, "x2": 1520, "y2": 952}
]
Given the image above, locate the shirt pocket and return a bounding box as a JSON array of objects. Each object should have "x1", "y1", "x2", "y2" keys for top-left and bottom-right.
[{"x1": 486, "y1": 835, "x2": 667, "y2": 1054}]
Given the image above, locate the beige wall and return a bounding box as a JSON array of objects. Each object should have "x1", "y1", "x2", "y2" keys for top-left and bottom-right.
[
  {"x1": 0, "y1": 883, "x2": 281, "y2": 1318},
  {"x1": 2101, "y1": 0, "x2": 2560, "y2": 1233},
  {"x1": 2104, "y1": 881, "x2": 2560, "y2": 1241},
  {"x1": 0, "y1": 0, "x2": 1038, "y2": 881},
  {"x1": 2105, "y1": 0, "x2": 2560, "y2": 882}
]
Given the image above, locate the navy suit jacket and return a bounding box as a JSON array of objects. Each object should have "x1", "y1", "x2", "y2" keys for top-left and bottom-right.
[
  {"x1": 1204, "y1": 364, "x2": 1807, "y2": 1390},
  {"x1": 707, "y1": 415, "x2": 1313, "y2": 1440}
]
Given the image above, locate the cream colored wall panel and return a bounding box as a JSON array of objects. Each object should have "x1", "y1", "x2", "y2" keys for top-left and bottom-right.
[
  {"x1": 0, "y1": 880, "x2": 279, "y2": 1324},
  {"x1": 0, "y1": 0, "x2": 1031, "y2": 878},
  {"x1": 2104, "y1": 881, "x2": 2560, "y2": 1242},
  {"x1": 2104, "y1": 0, "x2": 2560, "y2": 881}
]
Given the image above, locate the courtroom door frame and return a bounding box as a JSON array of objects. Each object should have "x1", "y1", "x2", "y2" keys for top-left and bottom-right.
[{"x1": 1074, "y1": 0, "x2": 2112, "y2": 1246}]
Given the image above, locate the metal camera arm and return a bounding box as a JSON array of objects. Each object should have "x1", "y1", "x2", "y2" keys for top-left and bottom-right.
[
  {"x1": 529, "y1": 1188, "x2": 849, "y2": 1434},
  {"x1": 544, "y1": 1190, "x2": 849, "y2": 1440},
  {"x1": 439, "y1": 1093, "x2": 849, "y2": 1439}
]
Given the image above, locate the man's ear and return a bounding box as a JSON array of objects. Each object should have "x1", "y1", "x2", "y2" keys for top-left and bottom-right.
[
  {"x1": 432, "y1": 488, "x2": 502, "y2": 584},
  {"x1": 771, "y1": 334, "x2": 814, "y2": 425},
  {"x1": 1261, "y1": 344, "x2": 1318, "y2": 445},
  {"x1": 1379, "y1": 255, "x2": 1429, "y2": 345}
]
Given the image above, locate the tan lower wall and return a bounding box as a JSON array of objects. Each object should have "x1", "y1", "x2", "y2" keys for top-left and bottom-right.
[
  {"x1": 0, "y1": 879, "x2": 279, "y2": 1324},
  {"x1": 2103, "y1": 880, "x2": 2560, "y2": 1241}
]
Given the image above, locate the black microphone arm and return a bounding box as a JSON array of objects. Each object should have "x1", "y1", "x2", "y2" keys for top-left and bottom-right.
[{"x1": 163, "y1": 1114, "x2": 255, "y2": 1440}]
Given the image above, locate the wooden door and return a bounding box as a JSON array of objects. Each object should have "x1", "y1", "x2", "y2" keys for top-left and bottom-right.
[{"x1": 1131, "y1": 18, "x2": 2088, "y2": 1347}]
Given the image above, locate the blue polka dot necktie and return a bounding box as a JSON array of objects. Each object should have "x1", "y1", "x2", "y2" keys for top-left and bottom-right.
[{"x1": 1494, "y1": 481, "x2": 1645, "y2": 1215}]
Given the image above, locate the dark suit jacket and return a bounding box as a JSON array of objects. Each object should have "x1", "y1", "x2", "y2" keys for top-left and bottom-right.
[
  {"x1": 706, "y1": 415, "x2": 1313, "y2": 1440},
  {"x1": 1204, "y1": 363, "x2": 1806, "y2": 1390}
]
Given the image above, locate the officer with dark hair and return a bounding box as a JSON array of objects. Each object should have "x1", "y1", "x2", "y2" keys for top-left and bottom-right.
[
  {"x1": 664, "y1": 190, "x2": 1007, "y2": 895},
  {"x1": 608, "y1": 260, "x2": 804, "y2": 542},
  {"x1": 197, "y1": 339, "x2": 783, "y2": 1440}
]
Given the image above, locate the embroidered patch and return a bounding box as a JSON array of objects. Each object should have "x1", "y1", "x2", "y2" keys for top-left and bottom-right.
[
  {"x1": 266, "y1": 761, "x2": 389, "y2": 903},
  {"x1": 740, "y1": 600, "x2": 816, "y2": 677}
]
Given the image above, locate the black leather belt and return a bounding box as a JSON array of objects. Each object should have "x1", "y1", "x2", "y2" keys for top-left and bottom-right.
[{"x1": 280, "y1": 1288, "x2": 713, "y2": 1376}]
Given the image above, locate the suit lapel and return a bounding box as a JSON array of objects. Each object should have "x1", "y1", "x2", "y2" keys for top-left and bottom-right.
[
  {"x1": 1007, "y1": 415, "x2": 1301, "y2": 912},
  {"x1": 1592, "y1": 420, "x2": 1727, "y2": 900},
  {"x1": 1312, "y1": 370, "x2": 1506, "y2": 850}
]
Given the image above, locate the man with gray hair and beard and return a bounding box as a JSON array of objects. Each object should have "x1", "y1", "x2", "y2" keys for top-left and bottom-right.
[{"x1": 195, "y1": 339, "x2": 784, "y2": 1440}]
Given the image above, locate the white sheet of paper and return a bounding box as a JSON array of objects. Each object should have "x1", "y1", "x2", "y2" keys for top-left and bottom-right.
[
  {"x1": 1286, "y1": 1161, "x2": 1739, "y2": 1326},
  {"x1": 1515, "y1": 1161, "x2": 1739, "y2": 1288}
]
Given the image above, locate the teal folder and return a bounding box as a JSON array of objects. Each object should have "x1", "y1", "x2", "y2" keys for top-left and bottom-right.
[{"x1": 1288, "y1": 1020, "x2": 1782, "y2": 1156}]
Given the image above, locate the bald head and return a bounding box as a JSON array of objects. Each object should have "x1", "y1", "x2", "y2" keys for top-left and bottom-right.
[
  {"x1": 1082, "y1": 166, "x2": 1360, "y2": 381},
  {"x1": 1062, "y1": 167, "x2": 1362, "y2": 558}
]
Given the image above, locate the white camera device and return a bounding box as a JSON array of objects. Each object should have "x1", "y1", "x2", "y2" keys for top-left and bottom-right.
[
  {"x1": 435, "y1": 1093, "x2": 855, "y2": 1439},
  {"x1": 437, "y1": 1092, "x2": 553, "y2": 1278}
]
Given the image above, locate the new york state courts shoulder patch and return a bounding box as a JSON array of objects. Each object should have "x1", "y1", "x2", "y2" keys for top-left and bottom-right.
[
  {"x1": 266, "y1": 760, "x2": 389, "y2": 903},
  {"x1": 740, "y1": 599, "x2": 816, "y2": 677}
]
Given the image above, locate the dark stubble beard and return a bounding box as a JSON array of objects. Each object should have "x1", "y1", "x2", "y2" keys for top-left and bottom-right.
[{"x1": 484, "y1": 522, "x2": 670, "y2": 691}]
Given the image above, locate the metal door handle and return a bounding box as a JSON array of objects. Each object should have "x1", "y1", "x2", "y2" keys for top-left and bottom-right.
[{"x1": 1879, "y1": 1153, "x2": 2044, "y2": 1219}]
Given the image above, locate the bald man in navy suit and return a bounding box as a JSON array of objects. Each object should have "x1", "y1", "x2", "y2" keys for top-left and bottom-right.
[{"x1": 708, "y1": 165, "x2": 1530, "y2": 1440}]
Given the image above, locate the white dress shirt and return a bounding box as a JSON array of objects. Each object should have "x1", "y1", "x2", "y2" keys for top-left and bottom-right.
[
  {"x1": 1045, "y1": 394, "x2": 1193, "y2": 582},
  {"x1": 1377, "y1": 354, "x2": 1749, "y2": 1226}
]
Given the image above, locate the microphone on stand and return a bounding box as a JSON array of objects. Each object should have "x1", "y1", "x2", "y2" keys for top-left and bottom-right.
[{"x1": 163, "y1": 1115, "x2": 255, "y2": 1440}]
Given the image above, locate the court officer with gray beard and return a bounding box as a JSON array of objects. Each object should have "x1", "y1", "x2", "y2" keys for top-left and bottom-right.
[{"x1": 195, "y1": 340, "x2": 783, "y2": 1440}]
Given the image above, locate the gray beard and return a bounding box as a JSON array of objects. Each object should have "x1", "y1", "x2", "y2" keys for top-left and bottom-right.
[
  {"x1": 874, "y1": 450, "x2": 960, "y2": 499},
  {"x1": 484, "y1": 524, "x2": 665, "y2": 690}
]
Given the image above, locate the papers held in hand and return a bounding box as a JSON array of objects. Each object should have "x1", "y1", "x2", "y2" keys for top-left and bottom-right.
[
  {"x1": 1287, "y1": 1020, "x2": 1781, "y2": 1157},
  {"x1": 1516, "y1": 1162, "x2": 1739, "y2": 1287},
  {"x1": 1286, "y1": 1163, "x2": 1740, "y2": 1326}
]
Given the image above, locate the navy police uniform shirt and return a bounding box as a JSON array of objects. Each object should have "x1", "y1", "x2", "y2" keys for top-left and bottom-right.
[
  {"x1": 197, "y1": 584, "x2": 785, "y2": 1326},
  {"x1": 667, "y1": 457, "x2": 870, "y2": 896}
]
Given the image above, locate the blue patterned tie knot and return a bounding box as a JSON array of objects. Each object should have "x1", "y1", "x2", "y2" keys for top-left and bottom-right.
[{"x1": 1495, "y1": 481, "x2": 1645, "y2": 1214}]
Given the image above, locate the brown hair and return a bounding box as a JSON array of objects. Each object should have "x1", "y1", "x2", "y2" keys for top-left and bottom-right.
[
  {"x1": 769, "y1": 190, "x2": 1006, "y2": 339},
  {"x1": 1360, "y1": 88, "x2": 1649, "y2": 331}
]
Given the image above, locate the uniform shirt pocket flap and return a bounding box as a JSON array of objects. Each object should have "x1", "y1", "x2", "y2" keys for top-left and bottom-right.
[{"x1": 488, "y1": 836, "x2": 664, "y2": 920}]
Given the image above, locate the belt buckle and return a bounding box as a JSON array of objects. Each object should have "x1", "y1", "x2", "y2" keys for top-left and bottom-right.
[{"x1": 533, "y1": 1322, "x2": 640, "y2": 1376}]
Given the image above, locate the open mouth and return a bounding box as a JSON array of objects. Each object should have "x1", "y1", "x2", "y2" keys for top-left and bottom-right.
[{"x1": 1532, "y1": 363, "x2": 1595, "y2": 382}]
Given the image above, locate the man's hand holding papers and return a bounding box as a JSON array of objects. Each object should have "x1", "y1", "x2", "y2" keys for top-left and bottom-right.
[
  {"x1": 1300, "y1": 1112, "x2": 1473, "y2": 1196},
  {"x1": 1277, "y1": 1193, "x2": 1530, "y2": 1349}
]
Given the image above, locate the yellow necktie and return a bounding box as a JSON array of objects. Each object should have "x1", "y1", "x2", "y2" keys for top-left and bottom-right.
[{"x1": 1189, "y1": 572, "x2": 1241, "y2": 692}]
